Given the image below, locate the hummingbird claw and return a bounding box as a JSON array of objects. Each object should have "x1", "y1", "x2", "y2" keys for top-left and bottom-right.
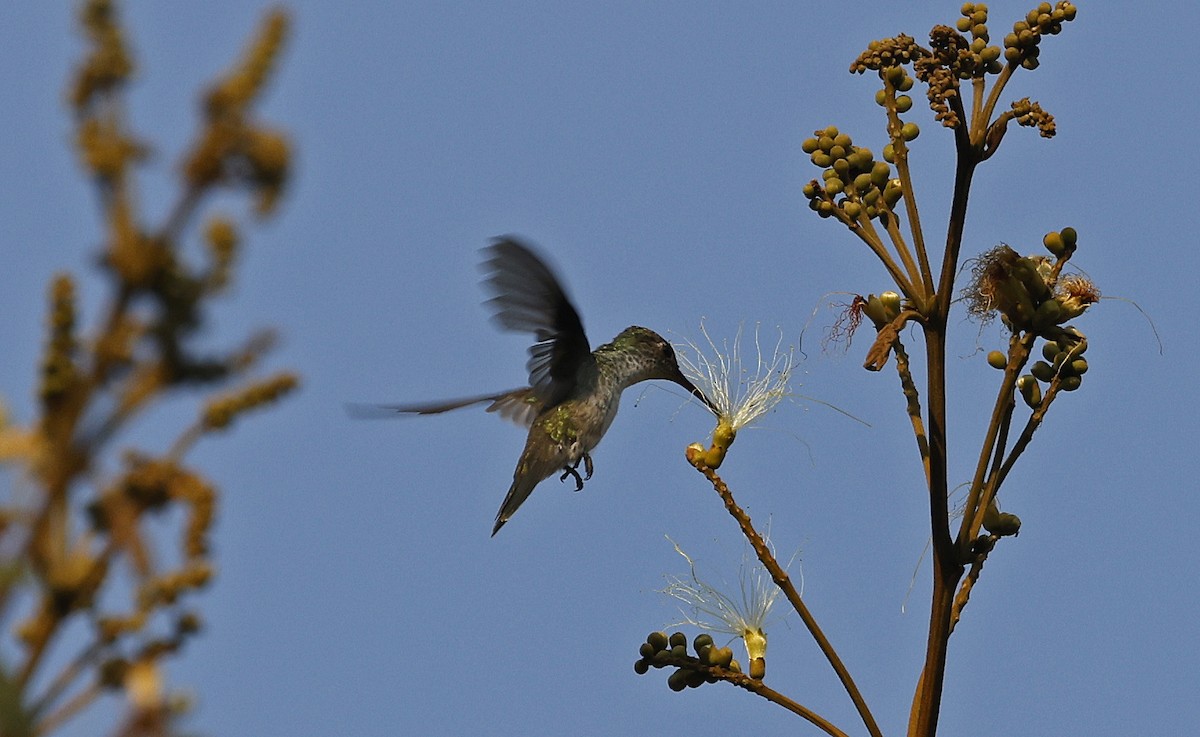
[
  {"x1": 559, "y1": 465, "x2": 585, "y2": 491},
  {"x1": 559, "y1": 454, "x2": 593, "y2": 491}
]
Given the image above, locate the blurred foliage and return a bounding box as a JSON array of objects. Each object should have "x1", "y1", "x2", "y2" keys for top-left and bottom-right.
[{"x1": 0, "y1": 2, "x2": 296, "y2": 735}]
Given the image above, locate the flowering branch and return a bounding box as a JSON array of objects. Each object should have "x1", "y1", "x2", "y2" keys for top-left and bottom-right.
[
  {"x1": 636, "y1": 641, "x2": 850, "y2": 737},
  {"x1": 684, "y1": 457, "x2": 884, "y2": 737}
]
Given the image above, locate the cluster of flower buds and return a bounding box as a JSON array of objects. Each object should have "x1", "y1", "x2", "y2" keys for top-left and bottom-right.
[
  {"x1": 872, "y1": 66, "x2": 925, "y2": 144},
  {"x1": 634, "y1": 631, "x2": 744, "y2": 690},
  {"x1": 965, "y1": 229, "x2": 1097, "y2": 335},
  {"x1": 1003, "y1": 1, "x2": 1077, "y2": 70},
  {"x1": 1010, "y1": 97, "x2": 1057, "y2": 138},
  {"x1": 952, "y1": 4, "x2": 1005, "y2": 76},
  {"x1": 849, "y1": 33, "x2": 926, "y2": 75},
  {"x1": 990, "y1": 328, "x2": 1089, "y2": 405},
  {"x1": 991, "y1": 329, "x2": 1087, "y2": 404},
  {"x1": 801, "y1": 126, "x2": 903, "y2": 222}
]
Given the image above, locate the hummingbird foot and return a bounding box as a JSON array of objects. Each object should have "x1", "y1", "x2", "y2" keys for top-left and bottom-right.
[
  {"x1": 558, "y1": 453, "x2": 593, "y2": 491},
  {"x1": 559, "y1": 465, "x2": 585, "y2": 491}
]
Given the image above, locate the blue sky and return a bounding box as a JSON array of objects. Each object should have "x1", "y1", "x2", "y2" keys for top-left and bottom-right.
[{"x1": 2, "y1": 2, "x2": 1197, "y2": 735}]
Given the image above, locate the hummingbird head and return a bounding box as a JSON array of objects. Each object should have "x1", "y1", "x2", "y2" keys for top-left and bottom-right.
[{"x1": 609, "y1": 326, "x2": 718, "y2": 412}]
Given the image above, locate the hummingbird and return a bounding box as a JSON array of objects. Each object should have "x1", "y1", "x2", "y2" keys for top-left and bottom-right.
[{"x1": 360, "y1": 237, "x2": 714, "y2": 535}]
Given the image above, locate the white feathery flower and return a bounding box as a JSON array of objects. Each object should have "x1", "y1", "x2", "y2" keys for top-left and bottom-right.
[
  {"x1": 675, "y1": 321, "x2": 796, "y2": 432},
  {"x1": 661, "y1": 536, "x2": 798, "y2": 677},
  {"x1": 675, "y1": 322, "x2": 796, "y2": 469}
]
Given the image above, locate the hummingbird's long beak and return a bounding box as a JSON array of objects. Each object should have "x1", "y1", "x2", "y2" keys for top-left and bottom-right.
[{"x1": 671, "y1": 372, "x2": 719, "y2": 415}]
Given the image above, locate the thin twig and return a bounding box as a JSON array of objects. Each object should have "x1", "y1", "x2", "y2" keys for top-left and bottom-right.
[
  {"x1": 30, "y1": 640, "x2": 104, "y2": 719},
  {"x1": 34, "y1": 681, "x2": 101, "y2": 736},
  {"x1": 657, "y1": 653, "x2": 851, "y2": 737},
  {"x1": 689, "y1": 459, "x2": 884, "y2": 737},
  {"x1": 892, "y1": 339, "x2": 931, "y2": 486},
  {"x1": 949, "y1": 535, "x2": 996, "y2": 634}
]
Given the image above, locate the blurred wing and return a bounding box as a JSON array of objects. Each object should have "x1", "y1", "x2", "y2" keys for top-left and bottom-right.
[
  {"x1": 482, "y1": 237, "x2": 592, "y2": 407},
  {"x1": 346, "y1": 387, "x2": 542, "y2": 428}
]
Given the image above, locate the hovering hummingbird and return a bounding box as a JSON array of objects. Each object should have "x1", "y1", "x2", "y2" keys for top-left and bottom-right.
[{"x1": 360, "y1": 237, "x2": 714, "y2": 535}]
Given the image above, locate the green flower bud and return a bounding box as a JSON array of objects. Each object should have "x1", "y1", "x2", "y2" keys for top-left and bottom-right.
[
  {"x1": 898, "y1": 75, "x2": 913, "y2": 92},
  {"x1": 983, "y1": 501, "x2": 1022, "y2": 537},
  {"x1": 702, "y1": 646, "x2": 721, "y2": 667},
  {"x1": 833, "y1": 132, "x2": 852, "y2": 148},
  {"x1": 693, "y1": 633, "x2": 714, "y2": 651},
  {"x1": 823, "y1": 125, "x2": 840, "y2": 138},
  {"x1": 861, "y1": 294, "x2": 887, "y2": 325},
  {"x1": 1018, "y1": 375, "x2": 1042, "y2": 407},
  {"x1": 1043, "y1": 231, "x2": 1065, "y2": 256},
  {"x1": 883, "y1": 179, "x2": 903, "y2": 206},
  {"x1": 750, "y1": 657, "x2": 766, "y2": 680},
  {"x1": 901, "y1": 122, "x2": 920, "y2": 141},
  {"x1": 1060, "y1": 226, "x2": 1077, "y2": 247},
  {"x1": 870, "y1": 161, "x2": 891, "y2": 187},
  {"x1": 987, "y1": 350, "x2": 1007, "y2": 369},
  {"x1": 667, "y1": 669, "x2": 690, "y2": 691},
  {"x1": 648, "y1": 631, "x2": 669, "y2": 652},
  {"x1": 875, "y1": 89, "x2": 888, "y2": 106},
  {"x1": 883, "y1": 143, "x2": 895, "y2": 163},
  {"x1": 1034, "y1": 298, "x2": 1062, "y2": 327},
  {"x1": 801, "y1": 137, "x2": 819, "y2": 154},
  {"x1": 844, "y1": 201, "x2": 862, "y2": 219},
  {"x1": 1060, "y1": 375, "x2": 1082, "y2": 392},
  {"x1": 896, "y1": 95, "x2": 913, "y2": 113},
  {"x1": 634, "y1": 659, "x2": 650, "y2": 675},
  {"x1": 639, "y1": 642, "x2": 656, "y2": 658},
  {"x1": 1041, "y1": 341, "x2": 1060, "y2": 362},
  {"x1": 818, "y1": 135, "x2": 834, "y2": 152},
  {"x1": 879, "y1": 291, "x2": 901, "y2": 318},
  {"x1": 715, "y1": 646, "x2": 734, "y2": 668},
  {"x1": 825, "y1": 178, "x2": 844, "y2": 195},
  {"x1": 1012, "y1": 258, "x2": 1052, "y2": 302},
  {"x1": 853, "y1": 173, "x2": 873, "y2": 192},
  {"x1": 1070, "y1": 358, "x2": 1088, "y2": 375},
  {"x1": 670, "y1": 644, "x2": 687, "y2": 658},
  {"x1": 812, "y1": 151, "x2": 831, "y2": 168},
  {"x1": 668, "y1": 631, "x2": 687, "y2": 648},
  {"x1": 1030, "y1": 360, "x2": 1055, "y2": 382}
]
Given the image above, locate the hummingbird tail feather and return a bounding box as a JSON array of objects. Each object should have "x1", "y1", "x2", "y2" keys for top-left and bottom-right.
[{"x1": 491, "y1": 469, "x2": 543, "y2": 536}]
